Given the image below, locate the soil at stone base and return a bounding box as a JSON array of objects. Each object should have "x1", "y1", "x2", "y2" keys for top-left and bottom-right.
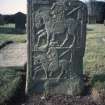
[
  {"x1": 24, "y1": 75, "x2": 102, "y2": 105},
  {"x1": 6, "y1": 75, "x2": 104, "y2": 105},
  {"x1": 6, "y1": 93, "x2": 104, "y2": 105},
  {"x1": 25, "y1": 94, "x2": 98, "y2": 105}
]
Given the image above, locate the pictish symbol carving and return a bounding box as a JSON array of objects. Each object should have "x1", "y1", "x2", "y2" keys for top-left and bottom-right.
[{"x1": 32, "y1": 1, "x2": 82, "y2": 81}]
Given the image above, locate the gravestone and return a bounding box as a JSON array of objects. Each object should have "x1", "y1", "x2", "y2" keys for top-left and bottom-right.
[
  {"x1": 0, "y1": 14, "x2": 4, "y2": 25},
  {"x1": 14, "y1": 12, "x2": 26, "y2": 31},
  {"x1": 26, "y1": 0, "x2": 88, "y2": 95},
  {"x1": 104, "y1": 20, "x2": 105, "y2": 26}
]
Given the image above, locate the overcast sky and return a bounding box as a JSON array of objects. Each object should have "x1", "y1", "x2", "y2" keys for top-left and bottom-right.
[
  {"x1": 0, "y1": 0, "x2": 105, "y2": 14},
  {"x1": 0, "y1": 0, "x2": 27, "y2": 14}
]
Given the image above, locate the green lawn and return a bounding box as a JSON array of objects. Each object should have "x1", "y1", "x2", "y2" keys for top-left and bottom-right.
[
  {"x1": 0, "y1": 34, "x2": 27, "y2": 43},
  {"x1": 0, "y1": 24, "x2": 26, "y2": 43},
  {"x1": 84, "y1": 24, "x2": 105, "y2": 91},
  {"x1": 84, "y1": 24, "x2": 105, "y2": 75},
  {"x1": 0, "y1": 69, "x2": 22, "y2": 104}
]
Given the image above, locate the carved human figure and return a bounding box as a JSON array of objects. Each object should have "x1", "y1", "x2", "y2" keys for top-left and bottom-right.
[{"x1": 33, "y1": 1, "x2": 82, "y2": 81}]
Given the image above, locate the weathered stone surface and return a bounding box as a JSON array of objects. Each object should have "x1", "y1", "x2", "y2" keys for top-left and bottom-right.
[
  {"x1": 27, "y1": 0, "x2": 88, "y2": 95},
  {"x1": 0, "y1": 43, "x2": 27, "y2": 70}
]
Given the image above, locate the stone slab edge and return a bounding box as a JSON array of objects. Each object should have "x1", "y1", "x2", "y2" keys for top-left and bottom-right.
[{"x1": 0, "y1": 41, "x2": 14, "y2": 50}]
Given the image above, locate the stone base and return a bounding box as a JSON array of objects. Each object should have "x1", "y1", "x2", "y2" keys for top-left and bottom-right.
[
  {"x1": 52, "y1": 81, "x2": 83, "y2": 95},
  {"x1": 47, "y1": 78, "x2": 84, "y2": 96},
  {"x1": 31, "y1": 76, "x2": 84, "y2": 96}
]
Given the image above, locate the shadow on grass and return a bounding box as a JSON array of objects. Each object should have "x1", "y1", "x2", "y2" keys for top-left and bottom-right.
[{"x1": 91, "y1": 74, "x2": 105, "y2": 86}]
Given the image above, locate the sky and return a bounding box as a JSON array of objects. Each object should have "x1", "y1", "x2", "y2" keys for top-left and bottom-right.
[
  {"x1": 0, "y1": 0, "x2": 105, "y2": 14},
  {"x1": 0, "y1": 0, "x2": 27, "y2": 14}
]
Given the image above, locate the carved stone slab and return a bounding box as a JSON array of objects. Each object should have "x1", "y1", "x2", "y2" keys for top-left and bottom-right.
[{"x1": 26, "y1": 0, "x2": 88, "y2": 95}]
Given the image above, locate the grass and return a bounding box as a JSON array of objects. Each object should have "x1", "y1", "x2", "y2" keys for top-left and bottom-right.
[
  {"x1": 84, "y1": 24, "x2": 105, "y2": 75},
  {"x1": 84, "y1": 24, "x2": 105, "y2": 95},
  {"x1": 0, "y1": 24, "x2": 15, "y2": 28},
  {"x1": 0, "y1": 24, "x2": 27, "y2": 43},
  {"x1": 0, "y1": 34, "x2": 27, "y2": 43},
  {"x1": 0, "y1": 69, "x2": 21, "y2": 104},
  {"x1": 0, "y1": 24, "x2": 26, "y2": 103}
]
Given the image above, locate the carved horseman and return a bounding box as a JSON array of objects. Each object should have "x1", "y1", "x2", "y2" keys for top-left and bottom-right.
[{"x1": 33, "y1": 1, "x2": 81, "y2": 79}]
